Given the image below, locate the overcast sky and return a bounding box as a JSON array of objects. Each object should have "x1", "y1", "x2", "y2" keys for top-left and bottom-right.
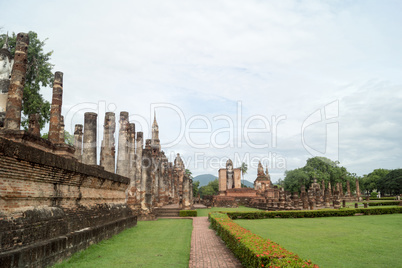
[{"x1": 1, "y1": 0, "x2": 401, "y2": 182}]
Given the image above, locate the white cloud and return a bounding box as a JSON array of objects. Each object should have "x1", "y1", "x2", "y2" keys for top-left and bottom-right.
[{"x1": 1, "y1": 0, "x2": 401, "y2": 182}]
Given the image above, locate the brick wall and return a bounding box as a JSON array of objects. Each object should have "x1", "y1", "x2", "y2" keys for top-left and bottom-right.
[{"x1": 0, "y1": 137, "x2": 137, "y2": 267}]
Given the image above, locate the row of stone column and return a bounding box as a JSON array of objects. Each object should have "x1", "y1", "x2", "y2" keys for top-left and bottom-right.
[
  {"x1": 0, "y1": 32, "x2": 193, "y2": 212},
  {"x1": 72, "y1": 112, "x2": 193, "y2": 211},
  {"x1": 254, "y1": 179, "x2": 362, "y2": 211},
  {"x1": 1, "y1": 32, "x2": 65, "y2": 145}
]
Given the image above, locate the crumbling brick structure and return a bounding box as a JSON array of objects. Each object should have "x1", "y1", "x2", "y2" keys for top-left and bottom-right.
[{"x1": 0, "y1": 32, "x2": 191, "y2": 267}]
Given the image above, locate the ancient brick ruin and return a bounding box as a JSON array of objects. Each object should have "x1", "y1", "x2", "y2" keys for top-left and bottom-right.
[
  {"x1": 0, "y1": 32, "x2": 193, "y2": 267},
  {"x1": 211, "y1": 159, "x2": 361, "y2": 210},
  {"x1": 248, "y1": 170, "x2": 361, "y2": 210}
]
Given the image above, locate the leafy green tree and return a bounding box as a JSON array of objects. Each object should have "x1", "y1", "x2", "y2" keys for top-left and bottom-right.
[
  {"x1": 283, "y1": 168, "x2": 309, "y2": 193},
  {"x1": 377, "y1": 169, "x2": 402, "y2": 195},
  {"x1": 241, "y1": 183, "x2": 251, "y2": 188},
  {"x1": 361, "y1": 169, "x2": 390, "y2": 194},
  {"x1": 0, "y1": 31, "x2": 54, "y2": 131},
  {"x1": 192, "y1": 180, "x2": 200, "y2": 197},
  {"x1": 283, "y1": 157, "x2": 350, "y2": 193},
  {"x1": 198, "y1": 179, "x2": 219, "y2": 197},
  {"x1": 240, "y1": 162, "x2": 248, "y2": 188}
]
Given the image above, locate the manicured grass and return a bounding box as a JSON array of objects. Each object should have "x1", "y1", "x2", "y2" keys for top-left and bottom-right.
[
  {"x1": 196, "y1": 206, "x2": 261, "y2": 217},
  {"x1": 53, "y1": 219, "x2": 192, "y2": 268},
  {"x1": 235, "y1": 214, "x2": 402, "y2": 268}
]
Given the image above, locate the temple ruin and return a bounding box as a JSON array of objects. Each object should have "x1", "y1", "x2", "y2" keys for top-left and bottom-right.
[
  {"x1": 210, "y1": 158, "x2": 362, "y2": 210},
  {"x1": 0, "y1": 32, "x2": 193, "y2": 267}
]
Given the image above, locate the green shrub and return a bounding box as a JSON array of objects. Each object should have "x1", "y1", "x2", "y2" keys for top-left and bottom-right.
[
  {"x1": 179, "y1": 210, "x2": 197, "y2": 217},
  {"x1": 364, "y1": 202, "x2": 400, "y2": 207},
  {"x1": 209, "y1": 213, "x2": 318, "y2": 268},
  {"x1": 370, "y1": 192, "x2": 378, "y2": 198},
  {"x1": 226, "y1": 207, "x2": 402, "y2": 220},
  {"x1": 370, "y1": 197, "x2": 397, "y2": 200}
]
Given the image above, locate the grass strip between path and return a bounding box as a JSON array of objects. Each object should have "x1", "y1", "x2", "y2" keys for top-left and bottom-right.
[
  {"x1": 53, "y1": 219, "x2": 192, "y2": 268},
  {"x1": 196, "y1": 205, "x2": 261, "y2": 217}
]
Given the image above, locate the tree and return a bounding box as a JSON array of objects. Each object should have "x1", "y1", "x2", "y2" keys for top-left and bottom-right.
[
  {"x1": 361, "y1": 169, "x2": 390, "y2": 194},
  {"x1": 283, "y1": 168, "x2": 309, "y2": 193},
  {"x1": 198, "y1": 179, "x2": 219, "y2": 197},
  {"x1": 377, "y1": 169, "x2": 402, "y2": 195},
  {"x1": 240, "y1": 162, "x2": 248, "y2": 188},
  {"x1": 192, "y1": 180, "x2": 200, "y2": 197},
  {"x1": 283, "y1": 157, "x2": 350, "y2": 193},
  {"x1": 0, "y1": 31, "x2": 54, "y2": 131}
]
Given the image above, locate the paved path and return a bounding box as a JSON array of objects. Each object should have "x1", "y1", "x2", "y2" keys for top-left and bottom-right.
[{"x1": 189, "y1": 217, "x2": 243, "y2": 268}]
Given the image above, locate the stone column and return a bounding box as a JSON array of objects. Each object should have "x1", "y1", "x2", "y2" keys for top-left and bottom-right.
[
  {"x1": 285, "y1": 191, "x2": 293, "y2": 210},
  {"x1": 292, "y1": 192, "x2": 299, "y2": 209},
  {"x1": 135, "y1": 132, "x2": 143, "y2": 207},
  {"x1": 48, "y1": 72, "x2": 63, "y2": 143},
  {"x1": 127, "y1": 123, "x2": 137, "y2": 207},
  {"x1": 321, "y1": 180, "x2": 325, "y2": 196},
  {"x1": 141, "y1": 149, "x2": 153, "y2": 212},
  {"x1": 4, "y1": 33, "x2": 29, "y2": 130},
  {"x1": 74, "y1": 124, "x2": 83, "y2": 162},
  {"x1": 128, "y1": 123, "x2": 136, "y2": 181},
  {"x1": 356, "y1": 179, "x2": 361, "y2": 201},
  {"x1": 189, "y1": 178, "x2": 193, "y2": 208},
  {"x1": 168, "y1": 162, "x2": 174, "y2": 203},
  {"x1": 116, "y1": 111, "x2": 129, "y2": 177},
  {"x1": 100, "y1": 112, "x2": 116, "y2": 173},
  {"x1": 333, "y1": 191, "x2": 341, "y2": 209},
  {"x1": 324, "y1": 188, "x2": 331, "y2": 208},
  {"x1": 59, "y1": 116, "x2": 65, "y2": 143},
  {"x1": 158, "y1": 158, "x2": 166, "y2": 206},
  {"x1": 301, "y1": 185, "x2": 309, "y2": 210},
  {"x1": 28, "y1": 113, "x2": 40, "y2": 136},
  {"x1": 347, "y1": 180, "x2": 351, "y2": 197},
  {"x1": 182, "y1": 175, "x2": 190, "y2": 209},
  {"x1": 82, "y1": 112, "x2": 97, "y2": 165},
  {"x1": 279, "y1": 188, "x2": 285, "y2": 210},
  {"x1": 153, "y1": 156, "x2": 160, "y2": 206}
]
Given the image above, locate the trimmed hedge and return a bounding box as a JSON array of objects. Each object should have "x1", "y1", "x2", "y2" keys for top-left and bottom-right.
[
  {"x1": 179, "y1": 210, "x2": 197, "y2": 217},
  {"x1": 226, "y1": 207, "x2": 402, "y2": 220},
  {"x1": 209, "y1": 207, "x2": 402, "y2": 267},
  {"x1": 209, "y1": 212, "x2": 318, "y2": 268},
  {"x1": 369, "y1": 197, "x2": 397, "y2": 200},
  {"x1": 365, "y1": 201, "x2": 400, "y2": 207}
]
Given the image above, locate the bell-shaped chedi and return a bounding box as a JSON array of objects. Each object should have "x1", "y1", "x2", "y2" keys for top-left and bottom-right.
[{"x1": 254, "y1": 161, "x2": 272, "y2": 192}]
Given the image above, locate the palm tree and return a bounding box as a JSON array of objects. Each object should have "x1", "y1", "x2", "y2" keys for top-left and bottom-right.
[{"x1": 240, "y1": 162, "x2": 248, "y2": 188}]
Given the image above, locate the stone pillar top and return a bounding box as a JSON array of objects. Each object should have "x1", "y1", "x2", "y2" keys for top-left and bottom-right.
[
  {"x1": 74, "y1": 124, "x2": 83, "y2": 133},
  {"x1": 4, "y1": 32, "x2": 29, "y2": 130},
  {"x1": 137, "y1": 131, "x2": 143, "y2": 139},
  {"x1": 54, "y1": 71, "x2": 63, "y2": 83},
  {"x1": 28, "y1": 113, "x2": 40, "y2": 136}
]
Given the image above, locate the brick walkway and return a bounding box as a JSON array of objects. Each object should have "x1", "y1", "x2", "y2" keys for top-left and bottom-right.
[{"x1": 189, "y1": 217, "x2": 243, "y2": 268}]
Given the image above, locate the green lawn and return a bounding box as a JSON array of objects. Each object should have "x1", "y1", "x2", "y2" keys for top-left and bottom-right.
[
  {"x1": 196, "y1": 206, "x2": 261, "y2": 217},
  {"x1": 235, "y1": 214, "x2": 402, "y2": 268},
  {"x1": 53, "y1": 219, "x2": 192, "y2": 268}
]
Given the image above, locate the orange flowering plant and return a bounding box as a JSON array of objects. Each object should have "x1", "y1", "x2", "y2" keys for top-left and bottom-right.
[{"x1": 209, "y1": 212, "x2": 319, "y2": 268}]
